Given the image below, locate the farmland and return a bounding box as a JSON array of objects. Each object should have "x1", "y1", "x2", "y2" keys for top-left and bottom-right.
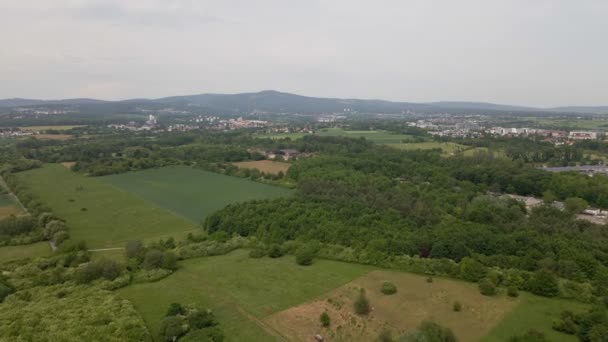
[
  {"x1": 257, "y1": 128, "x2": 414, "y2": 144},
  {"x1": 0, "y1": 241, "x2": 51, "y2": 262},
  {"x1": 118, "y1": 249, "x2": 372, "y2": 341},
  {"x1": 387, "y1": 142, "x2": 471, "y2": 156},
  {"x1": 233, "y1": 160, "x2": 291, "y2": 175},
  {"x1": 18, "y1": 125, "x2": 85, "y2": 132},
  {"x1": 16, "y1": 164, "x2": 198, "y2": 248},
  {"x1": 100, "y1": 166, "x2": 291, "y2": 223}
]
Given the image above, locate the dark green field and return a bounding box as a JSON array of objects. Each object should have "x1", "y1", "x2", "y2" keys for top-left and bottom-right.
[{"x1": 100, "y1": 166, "x2": 292, "y2": 223}]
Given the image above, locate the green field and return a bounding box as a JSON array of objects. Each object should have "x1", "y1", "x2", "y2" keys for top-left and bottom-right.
[
  {"x1": 100, "y1": 166, "x2": 291, "y2": 223},
  {"x1": 388, "y1": 142, "x2": 470, "y2": 156},
  {"x1": 0, "y1": 242, "x2": 51, "y2": 262},
  {"x1": 257, "y1": 128, "x2": 415, "y2": 144},
  {"x1": 0, "y1": 193, "x2": 15, "y2": 207},
  {"x1": 482, "y1": 293, "x2": 588, "y2": 342},
  {"x1": 118, "y1": 249, "x2": 372, "y2": 341},
  {"x1": 17, "y1": 164, "x2": 198, "y2": 248}
]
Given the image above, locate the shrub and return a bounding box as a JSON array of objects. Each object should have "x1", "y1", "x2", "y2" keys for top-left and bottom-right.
[
  {"x1": 143, "y1": 249, "x2": 163, "y2": 270},
  {"x1": 453, "y1": 301, "x2": 462, "y2": 312},
  {"x1": 527, "y1": 270, "x2": 559, "y2": 297},
  {"x1": 268, "y1": 244, "x2": 284, "y2": 258},
  {"x1": 426, "y1": 277, "x2": 434, "y2": 283},
  {"x1": 125, "y1": 240, "x2": 144, "y2": 260},
  {"x1": 354, "y1": 289, "x2": 370, "y2": 315},
  {"x1": 188, "y1": 310, "x2": 216, "y2": 329},
  {"x1": 479, "y1": 278, "x2": 497, "y2": 296},
  {"x1": 380, "y1": 282, "x2": 397, "y2": 295},
  {"x1": 161, "y1": 251, "x2": 178, "y2": 271},
  {"x1": 98, "y1": 258, "x2": 122, "y2": 280},
  {"x1": 0, "y1": 282, "x2": 14, "y2": 302},
  {"x1": 166, "y1": 303, "x2": 185, "y2": 317},
  {"x1": 508, "y1": 330, "x2": 549, "y2": 342},
  {"x1": 401, "y1": 320, "x2": 457, "y2": 342},
  {"x1": 320, "y1": 312, "x2": 330, "y2": 327},
  {"x1": 249, "y1": 248, "x2": 266, "y2": 258},
  {"x1": 295, "y1": 246, "x2": 315, "y2": 266},
  {"x1": 74, "y1": 262, "x2": 102, "y2": 284},
  {"x1": 159, "y1": 316, "x2": 186, "y2": 342},
  {"x1": 552, "y1": 316, "x2": 577, "y2": 335},
  {"x1": 507, "y1": 286, "x2": 519, "y2": 297},
  {"x1": 378, "y1": 329, "x2": 393, "y2": 342}
]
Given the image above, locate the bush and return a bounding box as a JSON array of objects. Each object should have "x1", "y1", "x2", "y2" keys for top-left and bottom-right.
[
  {"x1": 74, "y1": 262, "x2": 102, "y2": 284},
  {"x1": 166, "y1": 303, "x2": 185, "y2": 317},
  {"x1": 295, "y1": 246, "x2": 315, "y2": 266},
  {"x1": 159, "y1": 316, "x2": 186, "y2": 342},
  {"x1": 143, "y1": 249, "x2": 163, "y2": 270},
  {"x1": 354, "y1": 289, "x2": 370, "y2": 315},
  {"x1": 380, "y1": 282, "x2": 397, "y2": 295},
  {"x1": 98, "y1": 258, "x2": 122, "y2": 280},
  {"x1": 552, "y1": 316, "x2": 577, "y2": 334},
  {"x1": 320, "y1": 312, "x2": 330, "y2": 327},
  {"x1": 507, "y1": 286, "x2": 519, "y2": 297},
  {"x1": 126, "y1": 240, "x2": 144, "y2": 260},
  {"x1": 479, "y1": 278, "x2": 497, "y2": 296},
  {"x1": 453, "y1": 301, "x2": 462, "y2": 312},
  {"x1": 249, "y1": 248, "x2": 266, "y2": 258},
  {"x1": 161, "y1": 251, "x2": 178, "y2": 271},
  {"x1": 426, "y1": 277, "x2": 434, "y2": 283},
  {"x1": 401, "y1": 320, "x2": 457, "y2": 342},
  {"x1": 268, "y1": 244, "x2": 284, "y2": 258},
  {"x1": 508, "y1": 330, "x2": 549, "y2": 342},
  {"x1": 188, "y1": 310, "x2": 216, "y2": 329},
  {"x1": 527, "y1": 270, "x2": 559, "y2": 297},
  {"x1": 0, "y1": 282, "x2": 14, "y2": 302}
]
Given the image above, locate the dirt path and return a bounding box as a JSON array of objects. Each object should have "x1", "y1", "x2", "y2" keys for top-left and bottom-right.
[
  {"x1": 89, "y1": 247, "x2": 124, "y2": 252},
  {"x1": 236, "y1": 306, "x2": 290, "y2": 342}
]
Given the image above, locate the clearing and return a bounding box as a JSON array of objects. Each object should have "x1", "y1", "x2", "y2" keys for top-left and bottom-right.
[
  {"x1": 233, "y1": 160, "x2": 291, "y2": 175},
  {"x1": 18, "y1": 125, "x2": 85, "y2": 132},
  {"x1": 100, "y1": 166, "x2": 291, "y2": 223},
  {"x1": 0, "y1": 193, "x2": 24, "y2": 219},
  {"x1": 17, "y1": 164, "x2": 198, "y2": 248},
  {"x1": 0, "y1": 242, "x2": 51, "y2": 263},
  {"x1": 118, "y1": 249, "x2": 372, "y2": 341},
  {"x1": 256, "y1": 128, "x2": 415, "y2": 144},
  {"x1": 266, "y1": 270, "x2": 518, "y2": 341},
  {"x1": 388, "y1": 142, "x2": 471, "y2": 156}
]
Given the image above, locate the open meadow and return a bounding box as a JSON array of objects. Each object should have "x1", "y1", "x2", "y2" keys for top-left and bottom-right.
[
  {"x1": 0, "y1": 193, "x2": 24, "y2": 218},
  {"x1": 100, "y1": 166, "x2": 291, "y2": 223},
  {"x1": 387, "y1": 142, "x2": 471, "y2": 156},
  {"x1": 18, "y1": 125, "x2": 85, "y2": 132},
  {"x1": 233, "y1": 160, "x2": 291, "y2": 175},
  {"x1": 17, "y1": 164, "x2": 198, "y2": 248},
  {"x1": 118, "y1": 249, "x2": 372, "y2": 341},
  {"x1": 0, "y1": 241, "x2": 51, "y2": 262},
  {"x1": 256, "y1": 128, "x2": 415, "y2": 144}
]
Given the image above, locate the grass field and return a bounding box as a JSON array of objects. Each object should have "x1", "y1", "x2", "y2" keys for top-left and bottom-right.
[
  {"x1": 388, "y1": 142, "x2": 470, "y2": 156},
  {"x1": 17, "y1": 164, "x2": 198, "y2": 248},
  {"x1": 118, "y1": 249, "x2": 372, "y2": 341},
  {"x1": 267, "y1": 270, "x2": 519, "y2": 341},
  {"x1": 233, "y1": 160, "x2": 291, "y2": 175},
  {"x1": 0, "y1": 193, "x2": 24, "y2": 218},
  {"x1": 0, "y1": 242, "x2": 51, "y2": 262},
  {"x1": 30, "y1": 134, "x2": 73, "y2": 140},
  {"x1": 482, "y1": 293, "x2": 587, "y2": 342},
  {"x1": 100, "y1": 166, "x2": 291, "y2": 223},
  {"x1": 257, "y1": 128, "x2": 415, "y2": 144},
  {"x1": 19, "y1": 125, "x2": 85, "y2": 132}
]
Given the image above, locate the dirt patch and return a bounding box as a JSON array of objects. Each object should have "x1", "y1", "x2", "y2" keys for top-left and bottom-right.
[
  {"x1": 233, "y1": 160, "x2": 290, "y2": 175},
  {"x1": 0, "y1": 205, "x2": 24, "y2": 218},
  {"x1": 265, "y1": 270, "x2": 519, "y2": 342},
  {"x1": 61, "y1": 162, "x2": 76, "y2": 169}
]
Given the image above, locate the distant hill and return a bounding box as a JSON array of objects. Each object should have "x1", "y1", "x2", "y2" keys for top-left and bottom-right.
[{"x1": 0, "y1": 91, "x2": 606, "y2": 115}]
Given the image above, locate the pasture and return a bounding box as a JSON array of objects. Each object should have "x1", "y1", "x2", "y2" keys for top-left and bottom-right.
[
  {"x1": 388, "y1": 142, "x2": 470, "y2": 156},
  {"x1": 233, "y1": 160, "x2": 291, "y2": 175},
  {"x1": 30, "y1": 134, "x2": 73, "y2": 140},
  {"x1": 100, "y1": 166, "x2": 291, "y2": 223},
  {"x1": 256, "y1": 128, "x2": 415, "y2": 144},
  {"x1": 19, "y1": 125, "x2": 85, "y2": 132},
  {"x1": 267, "y1": 270, "x2": 518, "y2": 341},
  {"x1": 0, "y1": 242, "x2": 51, "y2": 262},
  {"x1": 118, "y1": 249, "x2": 371, "y2": 341},
  {"x1": 17, "y1": 164, "x2": 198, "y2": 248}
]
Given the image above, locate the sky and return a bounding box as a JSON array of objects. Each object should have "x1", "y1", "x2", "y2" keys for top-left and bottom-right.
[{"x1": 0, "y1": 0, "x2": 607, "y2": 107}]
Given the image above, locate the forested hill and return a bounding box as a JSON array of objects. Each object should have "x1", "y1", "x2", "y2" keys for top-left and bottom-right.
[{"x1": 1, "y1": 90, "x2": 607, "y2": 114}]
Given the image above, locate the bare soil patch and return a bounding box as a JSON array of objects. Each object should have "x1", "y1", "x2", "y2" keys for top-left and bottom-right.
[
  {"x1": 61, "y1": 162, "x2": 76, "y2": 169},
  {"x1": 0, "y1": 205, "x2": 24, "y2": 218},
  {"x1": 233, "y1": 160, "x2": 291, "y2": 175},
  {"x1": 265, "y1": 270, "x2": 519, "y2": 342}
]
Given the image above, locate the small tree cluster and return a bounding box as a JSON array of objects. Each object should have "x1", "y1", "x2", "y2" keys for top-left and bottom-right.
[
  {"x1": 74, "y1": 258, "x2": 123, "y2": 284},
  {"x1": 319, "y1": 312, "x2": 330, "y2": 327},
  {"x1": 126, "y1": 240, "x2": 178, "y2": 271},
  {"x1": 478, "y1": 278, "x2": 497, "y2": 296},
  {"x1": 400, "y1": 320, "x2": 457, "y2": 342},
  {"x1": 380, "y1": 282, "x2": 397, "y2": 295},
  {"x1": 159, "y1": 303, "x2": 224, "y2": 342},
  {"x1": 354, "y1": 288, "x2": 370, "y2": 315}
]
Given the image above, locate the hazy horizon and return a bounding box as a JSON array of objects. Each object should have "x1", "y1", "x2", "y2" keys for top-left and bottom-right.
[{"x1": 1, "y1": 1, "x2": 607, "y2": 107}]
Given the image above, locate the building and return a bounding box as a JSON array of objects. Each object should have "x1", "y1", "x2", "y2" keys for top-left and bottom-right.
[{"x1": 569, "y1": 131, "x2": 598, "y2": 140}]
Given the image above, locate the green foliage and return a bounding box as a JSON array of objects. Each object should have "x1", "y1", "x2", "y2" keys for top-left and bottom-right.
[
  {"x1": 380, "y1": 281, "x2": 397, "y2": 295},
  {"x1": 453, "y1": 301, "x2": 462, "y2": 312},
  {"x1": 268, "y1": 244, "x2": 284, "y2": 258},
  {"x1": 188, "y1": 310, "x2": 217, "y2": 329},
  {"x1": 401, "y1": 320, "x2": 458, "y2": 342},
  {"x1": 507, "y1": 286, "x2": 520, "y2": 297},
  {"x1": 0, "y1": 282, "x2": 14, "y2": 302},
  {"x1": 564, "y1": 197, "x2": 588, "y2": 214},
  {"x1": 159, "y1": 316, "x2": 186, "y2": 342},
  {"x1": 320, "y1": 311, "x2": 330, "y2": 327},
  {"x1": 508, "y1": 330, "x2": 549, "y2": 342},
  {"x1": 354, "y1": 288, "x2": 370, "y2": 315},
  {"x1": 166, "y1": 303, "x2": 185, "y2": 317},
  {"x1": 161, "y1": 251, "x2": 178, "y2": 271},
  {"x1": 459, "y1": 258, "x2": 487, "y2": 282},
  {"x1": 248, "y1": 248, "x2": 266, "y2": 258},
  {"x1": 126, "y1": 240, "x2": 144, "y2": 260},
  {"x1": 478, "y1": 278, "x2": 497, "y2": 296},
  {"x1": 527, "y1": 270, "x2": 559, "y2": 297},
  {"x1": 143, "y1": 249, "x2": 163, "y2": 270},
  {"x1": 295, "y1": 245, "x2": 315, "y2": 266}
]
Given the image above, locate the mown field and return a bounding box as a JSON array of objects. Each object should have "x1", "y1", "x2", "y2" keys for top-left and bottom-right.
[
  {"x1": 0, "y1": 241, "x2": 51, "y2": 262},
  {"x1": 257, "y1": 128, "x2": 415, "y2": 144},
  {"x1": 100, "y1": 166, "x2": 291, "y2": 223},
  {"x1": 388, "y1": 142, "x2": 470, "y2": 156},
  {"x1": 17, "y1": 164, "x2": 198, "y2": 248},
  {"x1": 233, "y1": 160, "x2": 291, "y2": 175},
  {"x1": 118, "y1": 249, "x2": 372, "y2": 341},
  {"x1": 117, "y1": 248, "x2": 581, "y2": 342},
  {"x1": 18, "y1": 125, "x2": 85, "y2": 131}
]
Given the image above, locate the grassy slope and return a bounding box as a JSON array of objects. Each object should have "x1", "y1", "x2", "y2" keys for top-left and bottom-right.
[
  {"x1": 0, "y1": 242, "x2": 51, "y2": 262},
  {"x1": 118, "y1": 249, "x2": 372, "y2": 341},
  {"x1": 17, "y1": 164, "x2": 198, "y2": 248},
  {"x1": 482, "y1": 293, "x2": 588, "y2": 341},
  {"x1": 100, "y1": 166, "x2": 291, "y2": 224}
]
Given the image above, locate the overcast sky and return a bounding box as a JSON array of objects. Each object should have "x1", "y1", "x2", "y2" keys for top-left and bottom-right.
[{"x1": 1, "y1": 0, "x2": 607, "y2": 107}]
